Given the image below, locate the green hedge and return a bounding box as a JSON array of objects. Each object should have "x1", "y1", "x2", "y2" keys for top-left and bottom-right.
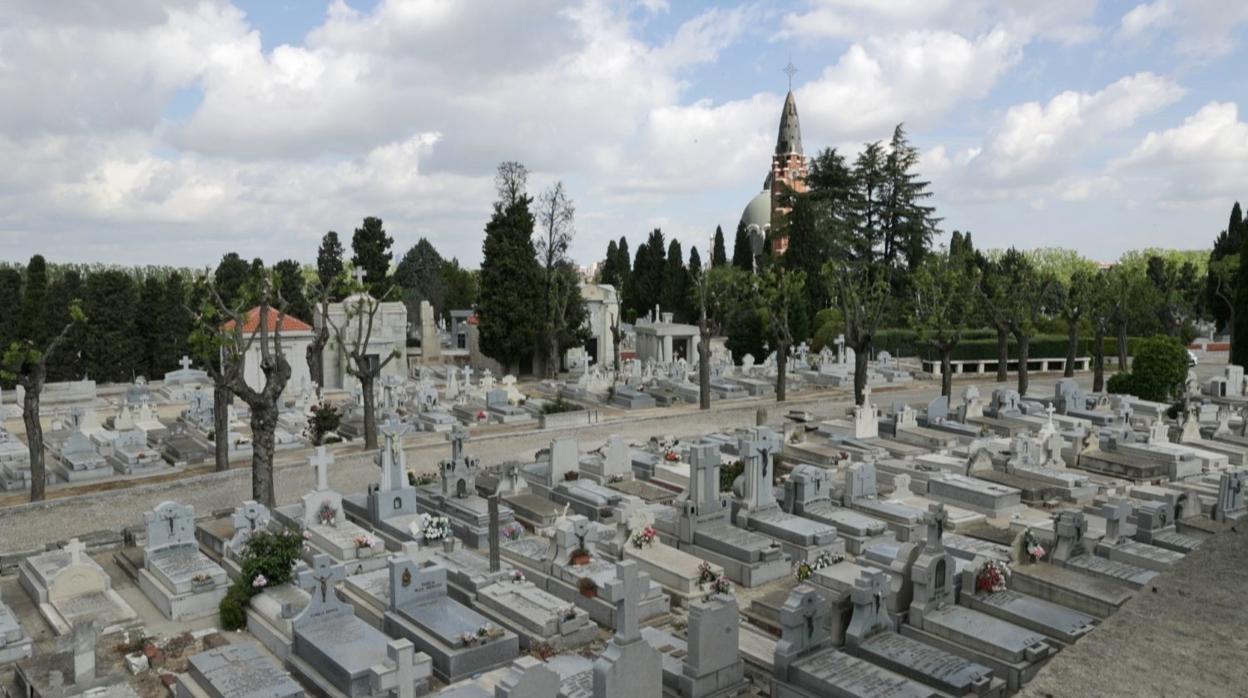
[{"x1": 870, "y1": 329, "x2": 1142, "y2": 362}]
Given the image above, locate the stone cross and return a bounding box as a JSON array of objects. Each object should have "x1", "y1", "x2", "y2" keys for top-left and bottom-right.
[
  {"x1": 179, "y1": 355, "x2": 193, "y2": 371},
  {"x1": 1045, "y1": 404, "x2": 1056, "y2": 426},
  {"x1": 607, "y1": 560, "x2": 643, "y2": 644},
  {"x1": 299, "y1": 554, "x2": 346, "y2": 606},
  {"x1": 232, "y1": 501, "x2": 266, "y2": 534},
  {"x1": 379, "y1": 417, "x2": 411, "y2": 491},
  {"x1": 353, "y1": 267, "x2": 367, "y2": 288},
  {"x1": 64, "y1": 538, "x2": 86, "y2": 566},
  {"x1": 448, "y1": 425, "x2": 468, "y2": 463},
  {"x1": 310, "y1": 446, "x2": 334, "y2": 492},
  {"x1": 923, "y1": 503, "x2": 948, "y2": 551},
  {"x1": 845, "y1": 569, "x2": 891, "y2": 650}
]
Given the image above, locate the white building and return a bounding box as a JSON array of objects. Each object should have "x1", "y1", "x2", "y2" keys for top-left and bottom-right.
[
  {"x1": 578, "y1": 283, "x2": 620, "y2": 367},
  {"x1": 635, "y1": 310, "x2": 701, "y2": 364},
  {"x1": 315, "y1": 293, "x2": 408, "y2": 392},
  {"x1": 223, "y1": 307, "x2": 314, "y2": 402}
]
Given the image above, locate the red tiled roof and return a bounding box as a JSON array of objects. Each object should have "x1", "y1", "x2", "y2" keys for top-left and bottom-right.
[{"x1": 221, "y1": 307, "x2": 313, "y2": 333}]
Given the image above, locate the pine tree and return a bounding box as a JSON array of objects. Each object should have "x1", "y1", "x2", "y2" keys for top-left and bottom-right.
[
  {"x1": 731, "y1": 221, "x2": 753, "y2": 272},
  {"x1": 214, "y1": 253, "x2": 252, "y2": 309},
  {"x1": 478, "y1": 163, "x2": 543, "y2": 373},
  {"x1": 317, "y1": 232, "x2": 346, "y2": 301},
  {"x1": 688, "y1": 246, "x2": 703, "y2": 281},
  {"x1": 662, "y1": 239, "x2": 687, "y2": 320},
  {"x1": 614, "y1": 236, "x2": 632, "y2": 316},
  {"x1": 394, "y1": 238, "x2": 446, "y2": 314},
  {"x1": 711, "y1": 226, "x2": 727, "y2": 268},
  {"x1": 0, "y1": 268, "x2": 22, "y2": 370},
  {"x1": 631, "y1": 229, "x2": 667, "y2": 317},
  {"x1": 18, "y1": 255, "x2": 48, "y2": 348},
  {"x1": 351, "y1": 216, "x2": 394, "y2": 296},
  {"x1": 274, "y1": 260, "x2": 312, "y2": 323},
  {"x1": 600, "y1": 239, "x2": 619, "y2": 286}
]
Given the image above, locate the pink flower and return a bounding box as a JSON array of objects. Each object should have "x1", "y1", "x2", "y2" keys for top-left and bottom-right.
[{"x1": 252, "y1": 574, "x2": 268, "y2": 588}]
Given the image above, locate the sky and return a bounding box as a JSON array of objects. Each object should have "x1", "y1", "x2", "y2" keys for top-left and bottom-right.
[{"x1": 2, "y1": 0, "x2": 1247, "y2": 270}]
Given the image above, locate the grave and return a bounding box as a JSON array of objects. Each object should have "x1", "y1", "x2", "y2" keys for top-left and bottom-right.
[
  {"x1": 415, "y1": 427, "x2": 518, "y2": 549},
  {"x1": 1131, "y1": 501, "x2": 1202, "y2": 553},
  {"x1": 371, "y1": 557, "x2": 519, "y2": 683},
  {"x1": 641, "y1": 592, "x2": 748, "y2": 698},
  {"x1": 0, "y1": 596, "x2": 33, "y2": 664},
  {"x1": 1047, "y1": 511, "x2": 1158, "y2": 590},
  {"x1": 592, "y1": 560, "x2": 663, "y2": 698},
  {"x1": 18, "y1": 539, "x2": 140, "y2": 637},
  {"x1": 0, "y1": 427, "x2": 33, "y2": 491},
  {"x1": 196, "y1": 500, "x2": 272, "y2": 578},
  {"x1": 842, "y1": 461, "x2": 925, "y2": 541},
  {"x1": 729, "y1": 428, "x2": 844, "y2": 563},
  {"x1": 1092, "y1": 500, "x2": 1184, "y2": 572},
  {"x1": 288, "y1": 555, "x2": 430, "y2": 697},
  {"x1": 901, "y1": 504, "x2": 1054, "y2": 690},
  {"x1": 1212, "y1": 470, "x2": 1246, "y2": 523},
  {"x1": 955, "y1": 563, "x2": 1097, "y2": 646},
  {"x1": 770, "y1": 585, "x2": 937, "y2": 698},
  {"x1": 174, "y1": 643, "x2": 303, "y2": 698},
  {"x1": 343, "y1": 418, "x2": 423, "y2": 548},
  {"x1": 475, "y1": 568, "x2": 597, "y2": 651},
  {"x1": 843, "y1": 568, "x2": 1002, "y2": 697},
  {"x1": 780, "y1": 464, "x2": 891, "y2": 555},
  {"x1": 654, "y1": 442, "x2": 791, "y2": 587},
  {"x1": 120, "y1": 501, "x2": 229, "y2": 621},
  {"x1": 276, "y1": 447, "x2": 387, "y2": 572},
  {"x1": 52, "y1": 425, "x2": 113, "y2": 483},
  {"x1": 618, "y1": 506, "x2": 725, "y2": 607}
]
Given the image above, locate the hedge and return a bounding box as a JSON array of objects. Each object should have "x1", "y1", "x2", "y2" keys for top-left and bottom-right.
[{"x1": 868, "y1": 329, "x2": 1142, "y2": 362}]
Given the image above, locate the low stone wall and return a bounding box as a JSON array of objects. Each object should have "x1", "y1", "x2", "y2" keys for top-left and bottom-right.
[{"x1": 538, "y1": 409, "x2": 600, "y2": 430}]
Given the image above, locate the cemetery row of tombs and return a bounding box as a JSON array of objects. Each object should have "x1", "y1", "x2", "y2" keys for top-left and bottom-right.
[
  {"x1": 3, "y1": 364, "x2": 1248, "y2": 698},
  {"x1": 0, "y1": 341, "x2": 910, "y2": 493}
]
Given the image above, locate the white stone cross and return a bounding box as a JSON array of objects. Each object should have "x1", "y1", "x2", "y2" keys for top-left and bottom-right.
[
  {"x1": 608, "y1": 560, "x2": 643, "y2": 644},
  {"x1": 64, "y1": 538, "x2": 86, "y2": 565},
  {"x1": 179, "y1": 355, "x2": 193, "y2": 371},
  {"x1": 353, "y1": 267, "x2": 367, "y2": 288},
  {"x1": 310, "y1": 446, "x2": 334, "y2": 492},
  {"x1": 1045, "y1": 404, "x2": 1056, "y2": 426}
]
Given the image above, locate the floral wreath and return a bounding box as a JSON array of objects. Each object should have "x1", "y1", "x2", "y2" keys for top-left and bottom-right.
[{"x1": 975, "y1": 559, "x2": 1011, "y2": 593}]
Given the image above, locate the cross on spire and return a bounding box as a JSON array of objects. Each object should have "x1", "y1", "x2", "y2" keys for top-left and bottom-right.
[{"x1": 783, "y1": 60, "x2": 798, "y2": 91}]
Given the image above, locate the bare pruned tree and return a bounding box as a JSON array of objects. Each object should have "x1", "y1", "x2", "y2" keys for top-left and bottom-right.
[
  {"x1": 535, "y1": 181, "x2": 576, "y2": 378},
  {"x1": 326, "y1": 278, "x2": 401, "y2": 450}
]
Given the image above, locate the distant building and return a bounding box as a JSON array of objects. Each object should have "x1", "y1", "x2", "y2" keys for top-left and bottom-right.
[
  {"x1": 314, "y1": 293, "x2": 408, "y2": 393},
  {"x1": 222, "y1": 307, "x2": 314, "y2": 401},
  {"x1": 738, "y1": 88, "x2": 809, "y2": 260},
  {"x1": 578, "y1": 283, "x2": 620, "y2": 367}
]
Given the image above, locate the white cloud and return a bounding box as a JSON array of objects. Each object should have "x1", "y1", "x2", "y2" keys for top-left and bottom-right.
[
  {"x1": 1113, "y1": 102, "x2": 1248, "y2": 204},
  {"x1": 1115, "y1": 0, "x2": 1248, "y2": 58}
]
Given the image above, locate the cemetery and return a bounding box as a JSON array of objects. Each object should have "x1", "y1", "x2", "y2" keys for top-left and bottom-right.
[{"x1": 4, "y1": 13, "x2": 1248, "y2": 696}]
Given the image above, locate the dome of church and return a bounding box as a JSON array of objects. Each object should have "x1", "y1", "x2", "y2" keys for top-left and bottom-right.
[{"x1": 739, "y1": 189, "x2": 771, "y2": 234}]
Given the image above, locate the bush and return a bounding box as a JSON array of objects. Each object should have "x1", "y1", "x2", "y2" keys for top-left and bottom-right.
[
  {"x1": 719, "y1": 460, "x2": 743, "y2": 492},
  {"x1": 1120, "y1": 336, "x2": 1189, "y2": 402},
  {"x1": 1106, "y1": 372, "x2": 1135, "y2": 396},
  {"x1": 218, "y1": 530, "x2": 305, "y2": 631},
  {"x1": 810, "y1": 308, "x2": 844, "y2": 353},
  {"x1": 308, "y1": 402, "x2": 341, "y2": 446},
  {"x1": 541, "y1": 396, "x2": 581, "y2": 415}
]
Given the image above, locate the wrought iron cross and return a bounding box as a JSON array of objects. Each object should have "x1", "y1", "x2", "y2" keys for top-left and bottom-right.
[{"x1": 783, "y1": 61, "x2": 798, "y2": 90}]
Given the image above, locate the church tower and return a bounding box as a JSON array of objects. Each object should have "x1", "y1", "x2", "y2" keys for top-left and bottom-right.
[{"x1": 769, "y1": 89, "x2": 808, "y2": 256}]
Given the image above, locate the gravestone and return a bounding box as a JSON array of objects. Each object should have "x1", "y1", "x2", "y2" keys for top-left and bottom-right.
[
  {"x1": 227, "y1": 500, "x2": 271, "y2": 560},
  {"x1": 0, "y1": 596, "x2": 33, "y2": 664},
  {"x1": 299, "y1": 446, "x2": 386, "y2": 565},
  {"x1": 1213, "y1": 471, "x2": 1246, "y2": 523},
  {"x1": 548, "y1": 437, "x2": 580, "y2": 485},
  {"x1": 488, "y1": 495, "x2": 501, "y2": 573},
  {"x1": 844, "y1": 462, "x2": 878, "y2": 503},
  {"x1": 495, "y1": 656, "x2": 562, "y2": 698},
  {"x1": 138, "y1": 501, "x2": 228, "y2": 620},
  {"x1": 852, "y1": 387, "x2": 879, "y2": 439},
  {"x1": 592, "y1": 560, "x2": 661, "y2": 698},
  {"x1": 179, "y1": 643, "x2": 303, "y2": 698},
  {"x1": 362, "y1": 418, "x2": 421, "y2": 539},
  {"x1": 676, "y1": 593, "x2": 747, "y2": 698}
]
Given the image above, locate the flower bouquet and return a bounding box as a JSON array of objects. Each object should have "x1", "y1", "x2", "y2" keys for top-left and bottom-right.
[
  {"x1": 416, "y1": 513, "x2": 452, "y2": 543},
  {"x1": 1024, "y1": 530, "x2": 1046, "y2": 562},
  {"x1": 316, "y1": 501, "x2": 338, "y2": 526},
  {"x1": 975, "y1": 559, "x2": 1011, "y2": 593},
  {"x1": 631, "y1": 525, "x2": 658, "y2": 549},
  {"x1": 500, "y1": 523, "x2": 525, "y2": 542}
]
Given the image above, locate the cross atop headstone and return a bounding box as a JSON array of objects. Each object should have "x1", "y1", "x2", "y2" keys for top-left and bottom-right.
[
  {"x1": 310, "y1": 446, "x2": 333, "y2": 492},
  {"x1": 299, "y1": 554, "x2": 346, "y2": 607},
  {"x1": 378, "y1": 417, "x2": 411, "y2": 491},
  {"x1": 1045, "y1": 403, "x2": 1056, "y2": 426},
  {"x1": 448, "y1": 424, "x2": 468, "y2": 463},
  {"x1": 606, "y1": 560, "x2": 644, "y2": 644},
  {"x1": 923, "y1": 503, "x2": 948, "y2": 551},
  {"x1": 845, "y1": 569, "x2": 891, "y2": 649},
  {"x1": 64, "y1": 538, "x2": 86, "y2": 566},
  {"x1": 231, "y1": 500, "x2": 267, "y2": 534},
  {"x1": 353, "y1": 267, "x2": 367, "y2": 288},
  {"x1": 179, "y1": 355, "x2": 193, "y2": 372}
]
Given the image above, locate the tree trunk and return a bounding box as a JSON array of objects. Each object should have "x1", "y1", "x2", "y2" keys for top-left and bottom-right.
[
  {"x1": 361, "y1": 375, "x2": 378, "y2": 450},
  {"x1": 548, "y1": 336, "x2": 560, "y2": 380},
  {"x1": 249, "y1": 401, "x2": 278, "y2": 508},
  {"x1": 698, "y1": 328, "x2": 711, "y2": 410},
  {"x1": 940, "y1": 348, "x2": 952, "y2": 398},
  {"x1": 1228, "y1": 306, "x2": 1236, "y2": 361},
  {"x1": 1016, "y1": 332, "x2": 1031, "y2": 396},
  {"x1": 22, "y1": 385, "x2": 46, "y2": 502},
  {"x1": 213, "y1": 384, "x2": 230, "y2": 471},
  {"x1": 1093, "y1": 326, "x2": 1106, "y2": 393},
  {"x1": 853, "y1": 344, "x2": 869, "y2": 406},
  {"x1": 776, "y1": 342, "x2": 788, "y2": 403},
  {"x1": 1116, "y1": 323, "x2": 1129, "y2": 371},
  {"x1": 995, "y1": 327, "x2": 1009, "y2": 383},
  {"x1": 306, "y1": 338, "x2": 324, "y2": 391},
  {"x1": 1064, "y1": 321, "x2": 1079, "y2": 378}
]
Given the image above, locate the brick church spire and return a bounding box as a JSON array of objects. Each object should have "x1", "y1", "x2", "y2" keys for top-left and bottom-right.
[{"x1": 769, "y1": 80, "x2": 809, "y2": 256}]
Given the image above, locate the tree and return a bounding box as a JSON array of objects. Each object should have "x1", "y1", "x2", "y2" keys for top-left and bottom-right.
[
  {"x1": 688, "y1": 246, "x2": 703, "y2": 281},
  {"x1": 711, "y1": 226, "x2": 727, "y2": 268},
  {"x1": 614, "y1": 236, "x2": 631, "y2": 312},
  {"x1": 536, "y1": 181, "x2": 577, "y2": 377},
  {"x1": 1210, "y1": 255, "x2": 1240, "y2": 360},
  {"x1": 912, "y1": 249, "x2": 979, "y2": 397},
  {"x1": 662, "y1": 239, "x2": 687, "y2": 321},
  {"x1": 440, "y1": 259, "x2": 478, "y2": 318},
  {"x1": 308, "y1": 232, "x2": 346, "y2": 388},
  {"x1": 478, "y1": 161, "x2": 543, "y2": 373},
  {"x1": 631, "y1": 229, "x2": 666, "y2": 317},
  {"x1": 0, "y1": 267, "x2": 23, "y2": 385},
  {"x1": 214, "y1": 253, "x2": 252, "y2": 308},
  {"x1": 395, "y1": 238, "x2": 446, "y2": 318},
  {"x1": 1109, "y1": 337, "x2": 1189, "y2": 402},
  {"x1": 881, "y1": 125, "x2": 938, "y2": 272},
  {"x1": 1052, "y1": 268, "x2": 1097, "y2": 378},
  {"x1": 997, "y1": 249, "x2": 1049, "y2": 396},
  {"x1": 44, "y1": 270, "x2": 86, "y2": 382},
  {"x1": 351, "y1": 217, "x2": 394, "y2": 297},
  {"x1": 327, "y1": 280, "x2": 402, "y2": 450},
  {"x1": 825, "y1": 259, "x2": 889, "y2": 405},
  {"x1": 135, "y1": 275, "x2": 164, "y2": 378},
  {"x1": 17, "y1": 255, "x2": 48, "y2": 349},
  {"x1": 600, "y1": 239, "x2": 620, "y2": 286},
  {"x1": 83, "y1": 270, "x2": 139, "y2": 383},
  {"x1": 1208, "y1": 202, "x2": 1243, "y2": 332},
  {"x1": 690, "y1": 266, "x2": 740, "y2": 409},
  {"x1": 731, "y1": 221, "x2": 753, "y2": 272},
  {"x1": 1086, "y1": 270, "x2": 1113, "y2": 392},
  {"x1": 758, "y1": 265, "x2": 805, "y2": 402},
  {"x1": 2, "y1": 301, "x2": 85, "y2": 501},
  {"x1": 274, "y1": 260, "x2": 312, "y2": 324},
  {"x1": 191, "y1": 271, "x2": 292, "y2": 507},
  {"x1": 159, "y1": 272, "x2": 193, "y2": 375},
  {"x1": 1234, "y1": 230, "x2": 1248, "y2": 368}
]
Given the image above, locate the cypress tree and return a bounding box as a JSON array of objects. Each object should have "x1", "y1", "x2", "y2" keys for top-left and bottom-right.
[
  {"x1": 0, "y1": 268, "x2": 21, "y2": 365},
  {"x1": 317, "y1": 232, "x2": 346, "y2": 301},
  {"x1": 600, "y1": 239, "x2": 619, "y2": 286},
  {"x1": 394, "y1": 239, "x2": 446, "y2": 313},
  {"x1": 1234, "y1": 227, "x2": 1248, "y2": 367},
  {"x1": 161, "y1": 272, "x2": 192, "y2": 373},
  {"x1": 214, "y1": 253, "x2": 252, "y2": 309},
  {"x1": 274, "y1": 260, "x2": 312, "y2": 323},
  {"x1": 631, "y1": 229, "x2": 667, "y2": 317},
  {"x1": 83, "y1": 270, "x2": 139, "y2": 383},
  {"x1": 18, "y1": 255, "x2": 48, "y2": 348},
  {"x1": 731, "y1": 221, "x2": 753, "y2": 272},
  {"x1": 711, "y1": 226, "x2": 727, "y2": 268},
  {"x1": 688, "y1": 246, "x2": 703, "y2": 281},
  {"x1": 662, "y1": 239, "x2": 687, "y2": 320},
  {"x1": 1209, "y1": 202, "x2": 1244, "y2": 332},
  {"x1": 351, "y1": 217, "x2": 394, "y2": 296},
  {"x1": 135, "y1": 276, "x2": 164, "y2": 378},
  {"x1": 44, "y1": 270, "x2": 85, "y2": 382},
  {"x1": 478, "y1": 170, "x2": 543, "y2": 373}
]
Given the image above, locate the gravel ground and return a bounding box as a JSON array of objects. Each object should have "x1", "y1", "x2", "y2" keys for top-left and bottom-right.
[{"x1": 1021, "y1": 524, "x2": 1248, "y2": 698}]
